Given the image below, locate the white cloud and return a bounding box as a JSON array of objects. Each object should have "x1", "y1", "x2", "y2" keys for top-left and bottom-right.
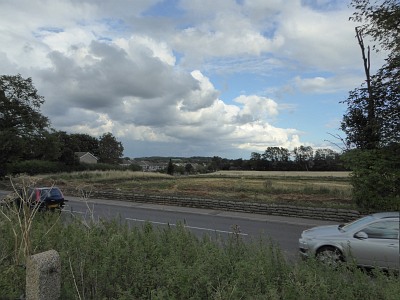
[
  {"x1": 0, "y1": 0, "x2": 372, "y2": 158},
  {"x1": 234, "y1": 95, "x2": 279, "y2": 122},
  {"x1": 293, "y1": 74, "x2": 364, "y2": 94}
]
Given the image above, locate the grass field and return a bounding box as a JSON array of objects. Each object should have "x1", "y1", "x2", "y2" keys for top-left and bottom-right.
[
  {"x1": 13, "y1": 170, "x2": 354, "y2": 209},
  {"x1": 205, "y1": 170, "x2": 351, "y2": 178}
]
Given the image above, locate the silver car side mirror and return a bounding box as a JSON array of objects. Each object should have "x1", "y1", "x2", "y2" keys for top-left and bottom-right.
[{"x1": 354, "y1": 231, "x2": 368, "y2": 240}]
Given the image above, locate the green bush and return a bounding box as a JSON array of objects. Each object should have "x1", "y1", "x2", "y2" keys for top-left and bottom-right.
[
  {"x1": 0, "y1": 212, "x2": 399, "y2": 299},
  {"x1": 342, "y1": 145, "x2": 400, "y2": 212},
  {"x1": 6, "y1": 160, "x2": 68, "y2": 175}
]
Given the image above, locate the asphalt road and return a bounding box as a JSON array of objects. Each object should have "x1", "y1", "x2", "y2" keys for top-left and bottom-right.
[
  {"x1": 0, "y1": 190, "x2": 337, "y2": 259},
  {"x1": 63, "y1": 195, "x2": 337, "y2": 258}
]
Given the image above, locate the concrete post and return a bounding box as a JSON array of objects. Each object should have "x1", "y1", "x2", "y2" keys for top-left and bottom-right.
[{"x1": 26, "y1": 249, "x2": 61, "y2": 300}]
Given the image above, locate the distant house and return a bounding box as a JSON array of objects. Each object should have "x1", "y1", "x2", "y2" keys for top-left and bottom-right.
[
  {"x1": 75, "y1": 152, "x2": 98, "y2": 164},
  {"x1": 120, "y1": 158, "x2": 133, "y2": 166},
  {"x1": 137, "y1": 161, "x2": 167, "y2": 172}
]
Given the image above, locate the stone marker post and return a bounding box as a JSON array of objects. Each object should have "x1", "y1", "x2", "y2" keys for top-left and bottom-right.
[{"x1": 26, "y1": 249, "x2": 61, "y2": 300}]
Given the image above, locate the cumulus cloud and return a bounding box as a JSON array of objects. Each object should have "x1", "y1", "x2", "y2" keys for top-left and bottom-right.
[
  {"x1": 0, "y1": 0, "x2": 371, "y2": 158},
  {"x1": 234, "y1": 95, "x2": 278, "y2": 122}
]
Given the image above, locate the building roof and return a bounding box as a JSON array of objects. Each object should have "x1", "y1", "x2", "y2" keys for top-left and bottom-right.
[{"x1": 75, "y1": 152, "x2": 98, "y2": 160}]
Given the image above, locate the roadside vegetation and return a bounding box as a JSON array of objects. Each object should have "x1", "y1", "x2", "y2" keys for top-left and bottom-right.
[{"x1": 1, "y1": 209, "x2": 399, "y2": 299}]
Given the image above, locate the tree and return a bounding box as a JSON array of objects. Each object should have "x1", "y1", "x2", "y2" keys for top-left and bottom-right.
[
  {"x1": 342, "y1": 0, "x2": 400, "y2": 148},
  {"x1": 293, "y1": 146, "x2": 314, "y2": 171},
  {"x1": 70, "y1": 133, "x2": 99, "y2": 156},
  {"x1": 27, "y1": 130, "x2": 61, "y2": 161},
  {"x1": 313, "y1": 148, "x2": 341, "y2": 171},
  {"x1": 249, "y1": 152, "x2": 265, "y2": 170},
  {"x1": 341, "y1": 0, "x2": 400, "y2": 211},
  {"x1": 185, "y1": 163, "x2": 194, "y2": 174},
  {"x1": 53, "y1": 131, "x2": 100, "y2": 165},
  {"x1": 262, "y1": 147, "x2": 290, "y2": 170},
  {"x1": 208, "y1": 156, "x2": 223, "y2": 172},
  {"x1": 167, "y1": 159, "x2": 174, "y2": 175},
  {"x1": 97, "y1": 132, "x2": 124, "y2": 164},
  {"x1": 0, "y1": 74, "x2": 50, "y2": 173}
]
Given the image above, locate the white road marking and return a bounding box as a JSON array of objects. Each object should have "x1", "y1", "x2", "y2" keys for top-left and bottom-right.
[
  {"x1": 125, "y1": 217, "x2": 248, "y2": 236},
  {"x1": 64, "y1": 204, "x2": 248, "y2": 236},
  {"x1": 70, "y1": 211, "x2": 86, "y2": 215}
]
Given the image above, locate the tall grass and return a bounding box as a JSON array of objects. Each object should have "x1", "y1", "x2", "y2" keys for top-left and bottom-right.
[
  {"x1": 42, "y1": 170, "x2": 172, "y2": 182},
  {"x1": 0, "y1": 210, "x2": 398, "y2": 299}
]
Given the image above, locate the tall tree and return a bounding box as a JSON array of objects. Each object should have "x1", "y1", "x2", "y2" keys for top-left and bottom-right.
[
  {"x1": 69, "y1": 133, "x2": 99, "y2": 155},
  {"x1": 0, "y1": 74, "x2": 50, "y2": 172},
  {"x1": 97, "y1": 132, "x2": 124, "y2": 164},
  {"x1": 262, "y1": 147, "x2": 290, "y2": 170},
  {"x1": 342, "y1": 0, "x2": 400, "y2": 148},
  {"x1": 249, "y1": 152, "x2": 264, "y2": 170},
  {"x1": 313, "y1": 148, "x2": 341, "y2": 171},
  {"x1": 342, "y1": 0, "x2": 399, "y2": 211},
  {"x1": 293, "y1": 146, "x2": 314, "y2": 171},
  {"x1": 167, "y1": 159, "x2": 174, "y2": 175}
]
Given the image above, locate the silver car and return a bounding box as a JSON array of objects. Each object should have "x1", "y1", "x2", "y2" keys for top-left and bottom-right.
[{"x1": 299, "y1": 212, "x2": 399, "y2": 270}]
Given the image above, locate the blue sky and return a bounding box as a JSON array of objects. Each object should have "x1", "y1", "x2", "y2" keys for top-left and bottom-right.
[{"x1": 0, "y1": 0, "x2": 385, "y2": 159}]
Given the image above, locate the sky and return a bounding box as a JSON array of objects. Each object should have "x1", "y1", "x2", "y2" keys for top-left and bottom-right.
[{"x1": 0, "y1": 0, "x2": 385, "y2": 159}]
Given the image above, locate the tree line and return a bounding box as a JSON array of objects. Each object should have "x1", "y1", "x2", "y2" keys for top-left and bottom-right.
[
  {"x1": 0, "y1": 74, "x2": 124, "y2": 176},
  {"x1": 204, "y1": 146, "x2": 345, "y2": 172}
]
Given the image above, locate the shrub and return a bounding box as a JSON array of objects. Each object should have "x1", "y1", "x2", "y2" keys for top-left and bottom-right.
[
  {"x1": 342, "y1": 145, "x2": 400, "y2": 212},
  {"x1": 7, "y1": 160, "x2": 68, "y2": 175}
]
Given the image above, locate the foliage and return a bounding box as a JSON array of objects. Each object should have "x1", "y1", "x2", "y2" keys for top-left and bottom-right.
[
  {"x1": 0, "y1": 177, "x2": 62, "y2": 296},
  {"x1": 313, "y1": 149, "x2": 342, "y2": 171},
  {"x1": 0, "y1": 74, "x2": 126, "y2": 175},
  {"x1": 54, "y1": 131, "x2": 99, "y2": 166},
  {"x1": 343, "y1": 0, "x2": 400, "y2": 148},
  {"x1": 341, "y1": 73, "x2": 399, "y2": 149},
  {"x1": 341, "y1": 0, "x2": 400, "y2": 211},
  {"x1": 6, "y1": 160, "x2": 68, "y2": 176},
  {"x1": 0, "y1": 213, "x2": 399, "y2": 299},
  {"x1": 350, "y1": 0, "x2": 399, "y2": 53},
  {"x1": 167, "y1": 159, "x2": 174, "y2": 175},
  {"x1": 262, "y1": 147, "x2": 290, "y2": 171},
  {"x1": 97, "y1": 132, "x2": 124, "y2": 164},
  {"x1": 249, "y1": 146, "x2": 344, "y2": 172},
  {"x1": 0, "y1": 75, "x2": 50, "y2": 172},
  {"x1": 342, "y1": 145, "x2": 400, "y2": 212},
  {"x1": 293, "y1": 146, "x2": 314, "y2": 171}
]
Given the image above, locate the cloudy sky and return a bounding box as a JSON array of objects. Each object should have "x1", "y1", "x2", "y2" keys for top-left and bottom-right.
[{"x1": 0, "y1": 0, "x2": 384, "y2": 159}]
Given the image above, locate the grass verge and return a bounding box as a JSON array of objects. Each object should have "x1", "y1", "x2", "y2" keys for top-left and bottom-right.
[{"x1": 0, "y1": 210, "x2": 398, "y2": 299}]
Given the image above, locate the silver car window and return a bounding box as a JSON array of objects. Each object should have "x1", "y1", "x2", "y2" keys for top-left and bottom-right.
[
  {"x1": 360, "y1": 220, "x2": 399, "y2": 239},
  {"x1": 341, "y1": 215, "x2": 374, "y2": 232}
]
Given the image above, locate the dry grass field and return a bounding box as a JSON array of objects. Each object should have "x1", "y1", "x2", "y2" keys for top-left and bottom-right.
[
  {"x1": 14, "y1": 170, "x2": 354, "y2": 209},
  {"x1": 206, "y1": 170, "x2": 351, "y2": 178}
]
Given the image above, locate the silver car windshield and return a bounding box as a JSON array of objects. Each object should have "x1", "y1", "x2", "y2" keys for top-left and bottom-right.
[{"x1": 341, "y1": 215, "x2": 375, "y2": 232}]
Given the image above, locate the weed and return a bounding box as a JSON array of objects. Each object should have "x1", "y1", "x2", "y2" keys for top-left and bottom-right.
[{"x1": 1, "y1": 214, "x2": 399, "y2": 299}]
